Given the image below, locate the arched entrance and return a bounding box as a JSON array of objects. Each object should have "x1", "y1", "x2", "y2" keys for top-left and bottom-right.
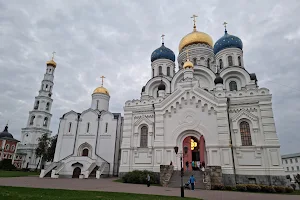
[
  {"x1": 182, "y1": 135, "x2": 206, "y2": 171},
  {"x1": 72, "y1": 167, "x2": 81, "y2": 178}
]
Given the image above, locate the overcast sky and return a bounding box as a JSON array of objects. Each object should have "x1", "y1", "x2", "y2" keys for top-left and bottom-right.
[{"x1": 0, "y1": 0, "x2": 299, "y2": 155}]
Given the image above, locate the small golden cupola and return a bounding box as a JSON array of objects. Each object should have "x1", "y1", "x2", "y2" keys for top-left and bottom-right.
[
  {"x1": 93, "y1": 76, "x2": 110, "y2": 95},
  {"x1": 46, "y1": 52, "x2": 57, "y2": 67},
  {"x1": 179, "y1": 15, "x2": 213, "y2": 52},
  {"x1": 183, "y1": 50, "x2": 194, "y2": 69}
]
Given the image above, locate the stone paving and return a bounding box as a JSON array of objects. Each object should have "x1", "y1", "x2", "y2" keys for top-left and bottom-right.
[{"x1": 0, "y1": 177, "x2": 298, "y2": 200}]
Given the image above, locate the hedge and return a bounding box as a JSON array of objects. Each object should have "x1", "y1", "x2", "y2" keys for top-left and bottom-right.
[{"x1": 121, "y1": 170, "x2": 159, "y2": 185}]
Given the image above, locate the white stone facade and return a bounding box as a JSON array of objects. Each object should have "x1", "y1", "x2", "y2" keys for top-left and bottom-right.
[
  {"x1": 119, "y1": 27, "x2": 286, "y2": 185},
  {"x1": 17, "y1": 62, "x2": 55, "y2": 169},
  {"x1": 282, "y1": 153, "x2": 300, "y2": 187}
]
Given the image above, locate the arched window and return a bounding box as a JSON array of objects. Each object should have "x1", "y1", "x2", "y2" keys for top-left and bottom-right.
[
  {"x1": 105, "y1": 123, "x2": 108, "y2": 133},
  {"x1": 96, "y1": 100, "x2": 99, "y2": 109},
  {"x1": 207, "y1": 58, "x2": 210, "y2": 68},
  {"x1": 228, "y1": 56, "x2": 233, "y2": 66},
  {"x1": 152, "y1": 68, "x2": 154, "y2": 77},
  {"x1": 193, "y1": 58, "x2": 197, "y2": 65},
  {"x1": 5, "y1": 144, "x2": 10, "y2": 150},
  {"x1": 87, "y1": 123, "x2": 90, "y2": 133},
  {"x1": 46, "y1": 102, "x2": 50, "y2": 111},
  {"x1": 240, "y1": 121, "x2": 252, "y2": 146},
  {"x1": 157, "y1": 90, "x2": 159, "y2": 98},
  {"x1": 11, "y1": 145, "x2": 15, "y2": 151},
  {"x1": 219, "y1": 59, "x2": 223, "y2": 69},
  {"x1": 238, "y1": 56, "x2": 242, "y2": 66},
  {"x1": 140, "y1": 126, "x2": 148, "y2": 148},
  {"x1": 229, "y1": 81, "x2": 237, "y2": 91},
  {"x1": 159, "y1": 66, "x2": 162, "y2": 75},
  {"x1": 167, "y1": 67, "x2": 170, "y2": 76},
  {"x1": 45, "y1": 84, "x2": 48, "y2": 91},
  {"x1": 68, "y1": 122, "x2": 72, "y2": 132},
  {"x1": 34, "y1": 101, "x2": 39, "y2": 110},
  {"x1": 43, "y1": 117, "x2": 48, "y2": 127},
  {"x1": 30, "y1": 116, "x2": 35, "y2": 125},
  {"x1": 82, "y1": 149, "x2": 89, "y2": 157}
]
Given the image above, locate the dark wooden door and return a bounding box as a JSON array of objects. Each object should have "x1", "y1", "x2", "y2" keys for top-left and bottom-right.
[{"x1": 72, "y1": 167, "x2": 81, "y2": 178}]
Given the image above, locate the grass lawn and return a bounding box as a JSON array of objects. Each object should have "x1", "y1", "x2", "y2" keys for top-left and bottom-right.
[
  {"x1": 0, "y1": 186, "x2": 200, "y2": 200},
  {"x1": 0, "y1": 170, "x2": 39, "y2": 177}
]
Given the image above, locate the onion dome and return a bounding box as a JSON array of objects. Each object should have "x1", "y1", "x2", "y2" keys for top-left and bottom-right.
[
  {"x1": 214, "y1": 29, "x2": 243, "y2": 54},
  {"x1": 214, "y1": 74, "x2": 224, "y2": 85},
  {"x1": 250, "y1": 73, "x2": 257, "y2": 81},
  {"x1": 46, "y1": 59, "x2": 57, "y2": 67},
  {"x1": 158, "y1": 82, "x2": 165, "y2": 90},
  {"x1": 183, "y1": 60, "x2": 194, "y2": 69},
  {"x1": 141, "y1": 86, "x2": 145, "y2": 93},
  {"x1": 93, "y1": 86, "x2": 109, "y2": 95},
  {"x1": 179, "y1": 22, "x2": 213, "y2": 52},
  {"x1": 151, "y1": 43, "x2": 175, "y2": 62},
  {"x1": 0, "y1": 125, "x2": 14, "y2": 139}
]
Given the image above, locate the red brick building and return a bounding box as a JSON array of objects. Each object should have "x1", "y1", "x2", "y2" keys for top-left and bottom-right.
[{"x1": 0, "y1": 125, "x2": 24, "y2": 168}]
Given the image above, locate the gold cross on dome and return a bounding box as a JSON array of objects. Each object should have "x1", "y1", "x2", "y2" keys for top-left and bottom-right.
[
  {"x1": 161, "y1": 34, "x2": 165, "y2": 44},
  {"x1": 191, "y1": 14, "x2": 198, "y2": 29},
  {"x1": 52, "y1": 51, "x2": 56, "y2": 60},
  {"x1": 223, "y1": 22, "x2": 228, "y2": 30},
  {"x1": 100, "y1": 76, "x2": 105, "y2": 86}
]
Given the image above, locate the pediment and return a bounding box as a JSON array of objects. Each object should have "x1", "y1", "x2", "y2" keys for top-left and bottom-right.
[
  {"x1": 134, "y1": 115, "x2": 153, "y2": 126},
  {"x1": 231, "y1": 109, "x2": 258, "y2": 122}
]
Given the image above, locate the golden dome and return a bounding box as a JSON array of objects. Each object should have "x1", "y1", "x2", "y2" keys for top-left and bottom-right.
[
  {"x1": 46, "y1": 59, "x2": 57, "y2": 67},
  {"x1": 183, "y1": 60, "x2": 194, "y2": 69},
  {"x1": 179, "y1": 30, "x2": 213, "y2": 52},
  {"x1": 93, "y1": 86, "x2": 109, "y2": 95}
]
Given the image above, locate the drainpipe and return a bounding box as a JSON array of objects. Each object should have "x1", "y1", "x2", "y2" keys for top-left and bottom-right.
[
  {"x1": 152, "y1": 104, "x2": 156, "y2": 171},
  {"x1": 227, "y1": 97, "x2": 237, "y2": 185},
  {"x1": 112, "y1": 114, "x2": 119, "y2": 176}
]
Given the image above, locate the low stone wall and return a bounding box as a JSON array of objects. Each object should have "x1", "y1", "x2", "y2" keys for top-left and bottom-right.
[
  {"x1": 160, "y1": 165, "x2": 174, "y2": 187},
  {"x1": 204, "y1": 166, "x2": 223, "y2": 189},
  {"x1": 223, "y1": 174, "x2": 288, "y2": 186}
]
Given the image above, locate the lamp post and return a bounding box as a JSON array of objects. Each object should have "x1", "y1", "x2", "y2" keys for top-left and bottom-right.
[{"x1": 174, "y1": 146, "x2": 188, "y2": 198}]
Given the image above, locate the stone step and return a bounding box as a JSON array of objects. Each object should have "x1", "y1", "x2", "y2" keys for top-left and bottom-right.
[{"x1": 167, "y1": 170, "x2": 205, "y2": 189}]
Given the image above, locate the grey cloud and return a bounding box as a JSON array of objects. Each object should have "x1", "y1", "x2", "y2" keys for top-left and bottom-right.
[{"x1": 0, "y1": 0, "x2": 299, "y2": 154}]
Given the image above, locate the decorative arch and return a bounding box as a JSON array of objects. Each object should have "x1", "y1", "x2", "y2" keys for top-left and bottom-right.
[
  {"x1": 144, "y1": 76, "x2": 171, "y2": 96},
  {"x1": 77, "y1": 142, "x2": 92, "y2": 157},
  {"x1": 220, "y1": 67, "x2": 251, "y2": 88}
]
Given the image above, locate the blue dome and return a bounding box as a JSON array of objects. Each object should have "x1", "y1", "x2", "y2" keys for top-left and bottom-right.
[
  {"x1": 213, "y1": 30, "x2": 243, "y2": 54},
  {"x1": 151, "y1": 43, "x2": 175, "y2": 62}
]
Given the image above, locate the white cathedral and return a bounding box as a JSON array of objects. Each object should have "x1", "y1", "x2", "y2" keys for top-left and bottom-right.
[{"x1": 118, "y1": 19, "x2": 286, "y2": 185}]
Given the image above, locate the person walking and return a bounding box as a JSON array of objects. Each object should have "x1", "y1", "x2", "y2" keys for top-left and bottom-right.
[
  {"x1": 146, "y1": 174, "x2": 150, "y2": 187},
  {"x1": 189, "y1": 175, "x2": 196, "y2": 190}
]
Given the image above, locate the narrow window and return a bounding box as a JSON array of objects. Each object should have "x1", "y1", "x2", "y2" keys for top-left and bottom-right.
[
  {"x1": 43, "y1": 117, "x2": 48, "y2": 127},
  {"x1": 11, "y1": 145, "x2": 15, "y2": 151},
  {"x1": 49, "y1": 69, "x2": 51, "y2": 73},
  {"x1": 5, "y1": 144, "x2": 10, "y2": 150},
  {"x1": 82, "y1": 149, "x2": 89, "y2": 157},
  {"x1": 105, "y1": 122, "x2": 108, "y2": 133},
  {"x1": 157, "y1": 89, "x2": 159, "y2": 97},
  {"x1": 240, "y1": 121, "x2": 252, "y2": 146},
  {"x1": 296, "y1": 158, "x2": 298, "y2": 163},
  {"x1": 41, "y1": 84, "x2": 44, "y2": 90},
  {"x1": 228, "y1": 56, "x2": 233, "y2": 66},
  {"x1": 49, "y1": 86, "x2": 52, "y2": 92},
  {"x1": 87, "y1": 123, "x2": 90, "y2": 133},
  {"x1": 46, "y1": 102, "x2": 50, "y2": 111},
  {"x1": 238, "y1": 56, "x2": 242, "y2": 66},
  {"x1": 207, "y1": 58, "x2": 210, "y2": 68},
  {"x1": 290, "y1": 159, "x2": 293, "y2": 164},
  {"x1": 292, "y1": 166, "x2": 294, "y2": 171},
  {"x1": 152, "y1": 69, "x2": 154, "y2": 77},
  {"x1": 193, "y1": 58, "x2": 197, "y2": 65},
  {"x1": 140, "y1": 126, "x2": 148, "y2": 147},
  {"x1": 219, "y1": 59, "x2": 223, "y2": 69},
  {"x1": 159, "y1": 66, "x2": 162, "y2": 75},
  {"x1": 287, "y1": 167, "x2": 289, "y2": 171},
  {"x1": 68, "y1": 122, "x2": 72, "y2": 132},
  {"x1": 167, "y1": 67, "x2": 170, "y2": 76},
  {"x1": 285, "y1": 160, "x2": 288, "y2": 164},
  {"x1": 229, "y1": 81, "x2": 237, "y2": 91},
  {"x1": 45, "y1": 84, "x2": 48, "y2": 91},
  {"x1": 96, "y1": 100, "x2": 99, "y2": 110},
  {"x1": 30, "y1": 116, "x2": 35, "y2": 125},
  {"x1": 181, "y1": 62, "x2": 184, "y2": 68},
  {"x1": 297, "y1": 166, "x2": 299, "y2": 171},
  {"x1": 34, "y1": 101, "x2": 39, "y2": 110}
]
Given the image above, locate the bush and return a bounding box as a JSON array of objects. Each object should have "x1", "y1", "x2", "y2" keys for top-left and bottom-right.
[
  {"x1": 291, "y1": 184, "x2": 296, "y2": 190},
  {"x1": 246, "y1": 184, "x2": 261, "y2": 192},
  {"x1": 273, "y1": 186, "x2": 286, "y2": 193},
  {"x1": 224, "y1": 185, "x2": 236, "y2": 191},
  {"x1": 236, "y1": 184, "x2": 247, "y2": 192},
  {"x1": 121, "y1": 170, "x2": 159, "y2": 185},
  {"x1": 0, "y1": 159, "x2": 16, "y2": 170},
  {"x1": 211, "y1": 184, "x2": 224, "y2": 190},
  {"x1": 285, "y1": 186, "x2": 294, "y2": 193},
  {"x1": 260, "y1": 185, "x2": 276, "y2": 193}
]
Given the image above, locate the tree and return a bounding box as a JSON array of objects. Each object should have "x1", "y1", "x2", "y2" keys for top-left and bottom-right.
[
  {"x1": 35, "y1": 133, "x2": 50, "y2": 170},
  {"x1": 46, "y1": 135, "x2": 57, "y2": 162},
  {"x1": 294, "y1": 174, "x2": 300, "y2": 189}
]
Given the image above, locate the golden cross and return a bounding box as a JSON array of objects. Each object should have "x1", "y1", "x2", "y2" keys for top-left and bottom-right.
[
  {"x1": 223, "y1": 22, "x2": 228, "y2": 30},
  {"x1": 161, "y1": 34, "x2": 165, "y2": 44},
  {"x1": 52, "y1": 51, "x2": 56, "y2": 60},
  {"x1": 100, "y1": 76, "x2": 105, "y2": 86},
  {"x1": 191, "y1": 14, "x2": 198, "y2": 29}
]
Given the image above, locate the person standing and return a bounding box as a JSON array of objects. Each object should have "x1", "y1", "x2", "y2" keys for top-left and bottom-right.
[
  {"x1": 146, "y1": 174, "x2": 150, "y2": 187},
  {"x1": 189, "y1": 175, "x2": 196, "y2": 190},
  {"x1": 185, "y1": 161, "x2": 189, "y2": 171}
]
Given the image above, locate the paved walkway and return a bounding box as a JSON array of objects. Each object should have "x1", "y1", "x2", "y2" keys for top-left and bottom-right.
[{"x1": 0, "y1": 177, "x2": 298, "y2": 200}]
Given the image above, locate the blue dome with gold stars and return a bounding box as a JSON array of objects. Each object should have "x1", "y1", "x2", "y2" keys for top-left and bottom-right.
[
  {"x1": 151, "y1": 43, "x2": 175, "y2": 62},
  {"x1": 213, "y1": 30, "x2": 243, "y2": 54}
]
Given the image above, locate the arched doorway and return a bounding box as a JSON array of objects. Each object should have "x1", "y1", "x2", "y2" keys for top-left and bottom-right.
[
  {"x1": 182, "y1": 135, "x2": 206, "y2": 171},
  {"x1": 72, "y1": 167, "x2": 81, "y2": 178}
]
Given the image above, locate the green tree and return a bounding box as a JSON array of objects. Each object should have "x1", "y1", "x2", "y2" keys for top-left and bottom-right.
[
  {"x1": 35, "y1": 133, "x2": 50, "y2": 170},
  {"x1": 46, "y1": 135, "x2": 57, "y2": 162},
  {"x1": 294, "y1": 174, "x2": 300, "y2": 189}
]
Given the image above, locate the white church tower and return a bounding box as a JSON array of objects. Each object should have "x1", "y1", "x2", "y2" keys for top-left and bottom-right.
[{"x1": 17, "y1": 53, "x2": 57, "y2": 169}]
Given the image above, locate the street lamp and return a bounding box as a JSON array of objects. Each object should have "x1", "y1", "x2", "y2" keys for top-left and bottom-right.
[{"x1": 174, "y1": 146, "x2": 188, "y2": 198}]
